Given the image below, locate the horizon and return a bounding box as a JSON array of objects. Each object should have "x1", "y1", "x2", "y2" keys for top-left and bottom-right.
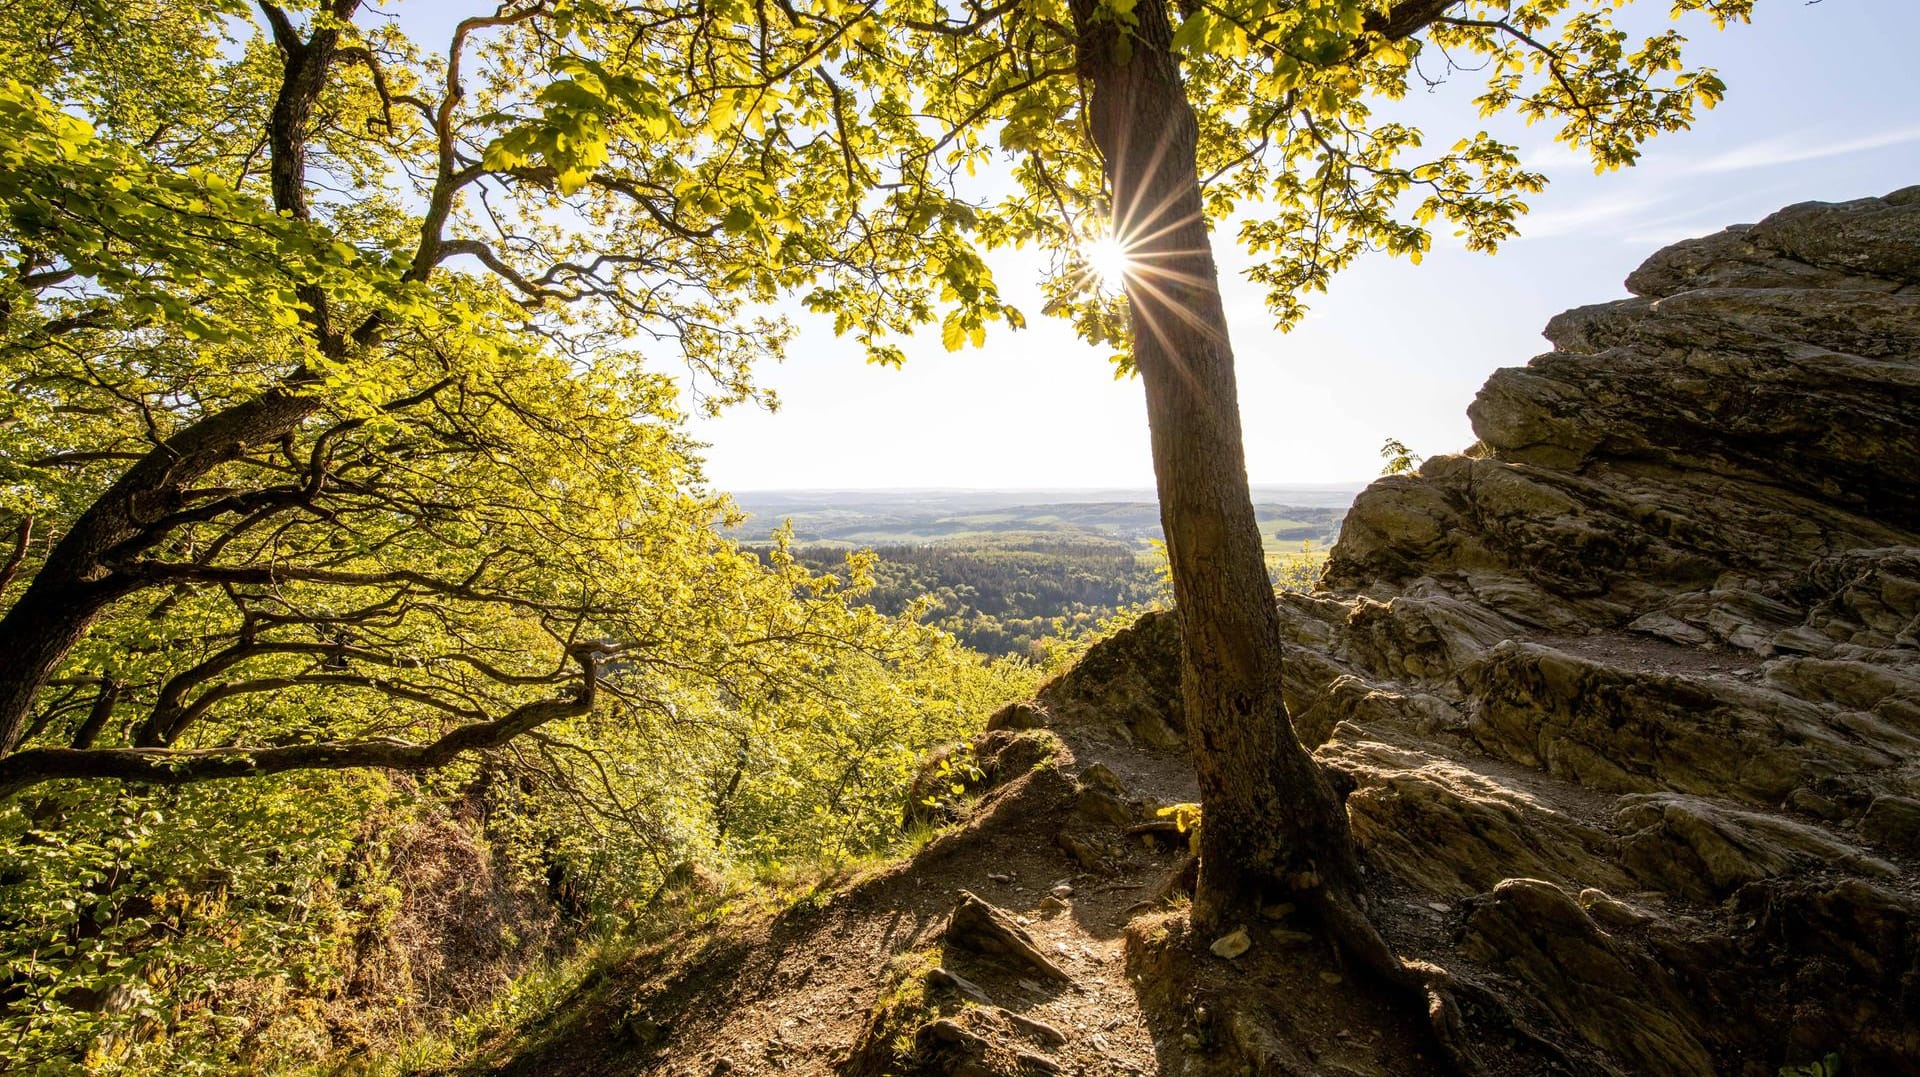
[{"x1": 724, "y1": 482, "x2": 1369, "y2": 495}]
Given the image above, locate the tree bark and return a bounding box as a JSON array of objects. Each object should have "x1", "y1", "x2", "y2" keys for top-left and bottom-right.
[
  {"x1": 1066, "y1": 0, "x2": 1373, "y2": 931},
  {"x1": 0, "y1": 389, "x2": 321, "y2": 754}
]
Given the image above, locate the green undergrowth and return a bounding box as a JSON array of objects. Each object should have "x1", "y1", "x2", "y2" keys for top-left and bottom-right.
[
  {"x1": 300, "y1": 941, "x2": 625, "y2": 1077},
  {"x1": 1, "y1": 638, "x2": 1037, "y2": 1077}
]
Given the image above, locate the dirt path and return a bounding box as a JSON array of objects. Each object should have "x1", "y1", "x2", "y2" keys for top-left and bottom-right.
[{"x1": 472, "y1": 714, "x2": 1456, "y2": 1077}]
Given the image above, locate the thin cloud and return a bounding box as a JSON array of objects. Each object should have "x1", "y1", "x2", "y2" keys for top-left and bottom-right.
[
  {"x1": 1619, "y1": 208, "x2": 1758, "y2": 248},
  {"x1": 1614, "y1": 187, "x2": 1788, "y2": 247},
  {"x1": 1685, "y1": 126, "x2": 1920, "y2": 175},
  {"x1": 1520, "y1": 139, "x2": 1593, "y2": 175},
  {"x1": 1515, "y1": 191, "x2": 1669, "y2": 240},
  {"x1": 1618, "y1": 221, "x2": 1725, "y2": 247}
]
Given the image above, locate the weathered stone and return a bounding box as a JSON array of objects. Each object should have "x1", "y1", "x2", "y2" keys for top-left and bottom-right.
[
  {"x1": 1055, "y1": 830, "x2": 1105, "y2": 870},
  {"x1": 1859, "y1": 794, "x2": 1920, "y2": 855},
  {"x1": 1341, "y1": 592, "x2": 1520, "y2": 685},
  {"x1": 1732, "y1": 878, "x2": 1920, "y2": 1070},
  {"x1": 975, "y1": 730, "x2": 1059, "y2": 783},
  {"x1": 1785, "y1": 547, "x2": 1920, "y2": 651},
  {"x1": 1624, "y1": 225, "x2": 1903, "y2": 298},
  {"x1": 1320, "y1": 736, "x2": 1630, "y2": 899},
  {"x1": 1574, "y1": 888, "x2": 1653, "y2": 932},
  {"x1": 1625, "y1": 189, "x2": 1920, "y2": 297},
  {"x1": 926, "y1": 966, "x2": 995, "y2": 1006},
  {"x1": 1032, "y1": 612, "x2": 1184, "y2": 748},
  {"x1": 1465, "y1": 642, "x2": 1902, "y2": 806},
  {"x1": 998, "y1": 1008, "x2": 1068, "y2": 1046},
  {"x1": 1208, "y1": 927, "x2": 1251, "y2": 959},
  {"x1": 1615, "y1": 793, "x2": 1897, "y2": 902},
  {"x1": 1744, "y1": 187, "x2": 1920, "y2": 285},
  {"x1": 1011, "y1": 1048, "x2": 1062, "y2": 1073},
  {"x1": 945, "y1": 892, "x2": 1073, "y2": 983},
  {"x1": 972, "y1": 188, "x2": 1920, "y2": 1077},
  {"x1": 985, "y1": 701, "x2": 1046, "y2": 731},
  {"x1": 1078, "y1": 762, "x2": 1127, "y2": 796},
  {"x1": 918, "y1": 1018, "x2": 987, "y2": 1049},
  {"x1": 622, "y1": 1011, "x2": 669, "y2": 1048},
  {"x1": 907, "y1": 730, "x2": 1065, "y2": 829},
  {"x1": 1460, "y1": 879, "x2": 1715, "y2": 1077},
  {"x1": 1292, "y1": 677, "x2": 1465, "y2": 749}
]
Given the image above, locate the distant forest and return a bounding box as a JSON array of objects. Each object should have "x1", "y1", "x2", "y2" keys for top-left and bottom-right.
[
  {"x1": 787, "y1": 539, "x2": 1168, "y2": 658},
  {"x1": 732, "y1": 495, "x2": 1347, "y2": 656},
  {"x1": 776, "y1": 528, "x2": 1336, "y2": 658}
]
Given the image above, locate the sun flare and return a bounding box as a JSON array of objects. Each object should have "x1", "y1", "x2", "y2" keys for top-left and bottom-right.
[{"x1": 1080, "y1": 233, "x2": 1137, "y2": 290}]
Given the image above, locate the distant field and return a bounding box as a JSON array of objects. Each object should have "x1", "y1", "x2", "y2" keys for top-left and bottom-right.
[
  {"x1": 733, "y1": 489, "x2": 1360, "y2": 657},
  {"x1": 728, "y1": 488, "x2": 1356, "y2": 551}
]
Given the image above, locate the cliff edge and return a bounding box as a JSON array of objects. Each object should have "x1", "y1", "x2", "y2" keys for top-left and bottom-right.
[{"x1": 1018, "y1": 187, "x2": 1920, "y2": 1076}]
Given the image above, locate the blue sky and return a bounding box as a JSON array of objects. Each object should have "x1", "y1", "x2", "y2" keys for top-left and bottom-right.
[{"x1": 685, "y1": 0, "x2": 1920, "y2": 490}]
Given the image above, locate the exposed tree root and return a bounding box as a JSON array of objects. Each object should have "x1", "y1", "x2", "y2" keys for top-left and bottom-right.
[
  {"x1": 1123, "y1": 853, "x2": 1196, "y2": 917},
  {"x1": 1305, "y1": 883, "x2": 1586, "y2": 1076}
]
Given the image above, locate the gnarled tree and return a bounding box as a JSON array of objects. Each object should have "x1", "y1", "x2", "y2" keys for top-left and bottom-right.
[
  {"x1": 1, "y1": 7, "x2": 1042, "y2": 1062},
  {"x1": 0, "y1": 0, "x2": 1016, "y2": 796}
]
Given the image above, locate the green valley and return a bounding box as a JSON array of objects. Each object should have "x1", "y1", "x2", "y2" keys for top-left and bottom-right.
[{"x1": 731, "y1": 489, "x2": 1355, "y2": 656}]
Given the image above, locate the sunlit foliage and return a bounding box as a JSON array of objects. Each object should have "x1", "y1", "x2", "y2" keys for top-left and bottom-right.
[
  {"x1": 788, "y1": 0, "x2": 1753, "y2": 359},
  {"x1": 0, "y1": 0, "x2": 1762, "y2": 1068},
  {"x1": 0, "y1": 3, "x2": 1033, "y2": 1071}
]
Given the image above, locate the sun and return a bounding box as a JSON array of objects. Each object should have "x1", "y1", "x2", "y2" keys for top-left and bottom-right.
[{"x1": 1080, "y1": 232, "x2": 1136, "y2": 291}]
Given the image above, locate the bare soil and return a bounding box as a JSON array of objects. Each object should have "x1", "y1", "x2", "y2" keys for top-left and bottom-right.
[{"x1": 458, "y1": 713, "x2": 1567, "y2": 1077}]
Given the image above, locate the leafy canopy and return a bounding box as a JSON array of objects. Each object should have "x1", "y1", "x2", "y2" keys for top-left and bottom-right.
[
  {"x1": 0, "y1": 3, "x2": 1037, "y2": 1070},
  {"x1": 738, "y1": 0, "x2": 1753, "y2": 359},
  {"x1": 0, "y1": 0, "x2": 1760, "y2": 1069}
]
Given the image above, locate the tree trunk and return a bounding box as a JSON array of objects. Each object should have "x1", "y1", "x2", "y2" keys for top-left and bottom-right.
[
  {"x1": 0, "y1": 387, "x2": 320, "y2": 755},
  {"x1": 1066, "y1": 0, "x2": 1373, "y2": 932},
  {"x1": 0, "y1": 5, "x2": 350, "y2": 756}
]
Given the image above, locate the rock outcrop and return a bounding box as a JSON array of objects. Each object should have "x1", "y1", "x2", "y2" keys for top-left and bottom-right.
[{"x1": 1047, "y1": 189, "x2": 1920, "y2": 1076}]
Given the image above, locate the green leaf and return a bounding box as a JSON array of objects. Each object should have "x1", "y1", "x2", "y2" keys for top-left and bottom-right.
[{"x1": 1170, "y1": 12, "x2": 1211, "y2": 53}]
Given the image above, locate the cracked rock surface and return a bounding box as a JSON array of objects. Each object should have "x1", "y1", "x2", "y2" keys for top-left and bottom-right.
[{"x1": 481, "y1": 189, "x2": 1920, "y2": 1077}]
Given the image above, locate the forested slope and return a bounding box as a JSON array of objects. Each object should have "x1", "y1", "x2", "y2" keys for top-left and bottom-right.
[{"x1": 786, "y1": 540, "x2": 1166, "y2": 657}]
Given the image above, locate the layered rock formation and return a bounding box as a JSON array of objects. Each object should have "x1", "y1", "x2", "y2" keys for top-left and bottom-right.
[{"x1": 1051, "y1": 189, "x2": 1920, "y2": 1076}]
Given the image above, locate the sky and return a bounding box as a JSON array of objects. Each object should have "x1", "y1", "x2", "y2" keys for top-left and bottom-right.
[
  {"x1": 385, "y1": 2, "x2": 1920, "y2": 492},
  {"x1": 676, "y1": 0, "x2": 1920, "y2": 492}
]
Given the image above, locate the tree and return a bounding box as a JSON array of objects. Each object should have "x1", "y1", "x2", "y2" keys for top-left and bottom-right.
[
  {"x1": 0, "y1": 0, "x2": 1016, "y2": 796},
  {"x1": 1, "y1": 7, "x2": 1047, "y2": 1062},
  {"x1": 799, "y1": 0, "x2": 1753, "y2": 988}
]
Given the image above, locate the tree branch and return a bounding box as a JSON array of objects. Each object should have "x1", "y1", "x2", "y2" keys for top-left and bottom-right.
[
  {"x1": 0, "y1": 643, "x2": 616, "y2": 799},
  {"x1": 1363, "y1": 0, "x2": 1461, "y2": 42},
  {"x1": 0, "y1": 516, "x2": 30, "y2": 595},
  {"x1": 68, "y1": 679, "x2": 121, "y2": 751},
  {"x1": 335, "y1": 45, "x2": 397, "y2": 131}
]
